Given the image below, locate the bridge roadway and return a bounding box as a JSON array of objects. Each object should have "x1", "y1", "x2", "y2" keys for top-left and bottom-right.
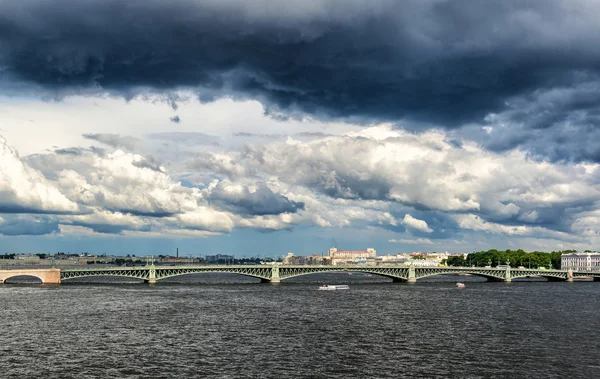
[{"x1": 2, "y1": 264, "x2": 600, "y2": 284}]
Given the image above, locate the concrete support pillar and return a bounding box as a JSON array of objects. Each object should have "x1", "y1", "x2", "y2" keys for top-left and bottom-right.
[
  {"x1": 146, "y1": 266, "x2": 156, "y2": 284},
  {"x1": 567, "y1": 269, "x2": 574, "y2": 282},
  {"x1": 504, "y1": 266, "x2": 512, "y2": 282},
  {"x1": 407, "y1": 264, "x2": 416, "y2": 283},
  {"x1": 46, "y1": 268, "x2": 61, "y2": 284},
  {"x1": 267, "y1": 264, "x2": 281, "y2": 284}
]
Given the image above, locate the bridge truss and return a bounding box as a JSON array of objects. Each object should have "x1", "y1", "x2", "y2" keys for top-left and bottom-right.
[
  {"x1": 58, "y1": 264, "x2": 600, "y2": 283},
  {"x1": 61, "y1": 267, "x2": 150, "y2": 281},
  {"x1": 155, "y1": 266, "x2": 273, "y2": 281}
]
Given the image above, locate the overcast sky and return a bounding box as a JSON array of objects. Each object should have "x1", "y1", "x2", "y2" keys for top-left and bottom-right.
[{"x1": 2, "y1": 0, "x2": 600, "y2": 256}]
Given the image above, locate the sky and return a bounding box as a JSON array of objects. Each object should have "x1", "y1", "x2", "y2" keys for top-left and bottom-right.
[{"x1": 1, "y1": 0, "x2": 600, "y2": 256}]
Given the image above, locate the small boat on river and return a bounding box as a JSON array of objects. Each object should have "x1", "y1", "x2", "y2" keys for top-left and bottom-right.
[
  {"x1": 456, "y1": 282, "x2": 465, "y2": 288},
  {"x1": 318, "y1": 285, "x2": 350, "y2": 291}
]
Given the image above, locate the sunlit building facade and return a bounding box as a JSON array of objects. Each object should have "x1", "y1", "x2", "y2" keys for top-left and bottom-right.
[
  {"x1": 561, "y1": 253, "x2": 600, "y2": 271},
  {"x1": 328, "y1": 248, "x2": 376, "y2": 265}
]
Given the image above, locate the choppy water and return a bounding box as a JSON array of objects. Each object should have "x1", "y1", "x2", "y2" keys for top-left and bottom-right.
[{"x1": 1, "y1": 273, "x2": 599, "y2": 378}]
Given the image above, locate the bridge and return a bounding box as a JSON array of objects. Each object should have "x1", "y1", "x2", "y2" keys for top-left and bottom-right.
[{"x1": 2, "y1": 264, "x2": 600, "y2": 284}]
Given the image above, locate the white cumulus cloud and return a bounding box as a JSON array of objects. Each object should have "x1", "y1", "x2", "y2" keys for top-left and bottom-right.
[
  {"x1": 402, "y1": 214, "x2": 433, "y2": 233},
  {"x1": 0, "y1": 135, "x2": 78, "y2": 214}
]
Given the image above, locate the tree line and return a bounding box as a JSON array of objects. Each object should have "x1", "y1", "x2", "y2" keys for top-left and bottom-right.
[{"x1": 443, "y1": 249, "x2": 578, "y2": 269}]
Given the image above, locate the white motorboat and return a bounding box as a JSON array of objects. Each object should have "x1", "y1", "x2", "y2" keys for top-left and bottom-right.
[
  {"x1": 456, "y1": 282, "x2": 465, "y2": 288},
  {"x1": 318, "y1": 284, "x2": 350, "y2": 290}
]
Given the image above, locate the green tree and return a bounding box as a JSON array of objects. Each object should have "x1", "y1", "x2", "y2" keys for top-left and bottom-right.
[{"x1": 446, "y1": 256, "x2": 467, "y2": 267}]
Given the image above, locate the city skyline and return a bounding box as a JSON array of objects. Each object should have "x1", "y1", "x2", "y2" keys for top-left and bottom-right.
[{"x1": 2, "y1": 1, "x2": 600, "y2": 255}]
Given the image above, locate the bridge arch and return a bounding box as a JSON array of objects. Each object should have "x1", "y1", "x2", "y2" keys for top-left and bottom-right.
[
  {"x1": 509, "y1": 272, "x2": 567, "y2": 281},
  {"x1": 278, "y1": 267, "x2": 408, "y2": 282},
  {"x1": 415, "y1": 270, "x2": 505, "y2": 282},
  {"x1": 1, "y1": 274, "x2": 44, "y2": 284},
  {"x1": 155, "y1": 267, "x2": 273, "y2": 282},
  {"x1": 0, "y1": 268, "x2": 61, "y2": 284},
  {"x1": 60, "y1": 273, "x2": 147, "y2": 282},
  {"x1": 156, "y1": 271, "x2": 269, "y2": 282}
]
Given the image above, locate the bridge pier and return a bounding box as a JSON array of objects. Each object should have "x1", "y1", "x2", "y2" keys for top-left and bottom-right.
[
  {"x1": 266, "y1": 264, "x2": 281, "y2": 284},
  {"x1": 45, "y1": 269, "x2": 61, "y2": 284},
  {"x1": 567, "y1": 269, "x2": 574, "y2": 282},
  {"x1": 146, "y1": 266, "x2": 156, "y2": 284},
  {"x1": 261, "y1": 278, "x2": 280, "y2": 283},
  {"x1": 407, "y1": 264, "x2": 416, "y2": 283},
  {"x1": 504, "y1": 266, "x2": 512, "y2": 282}
]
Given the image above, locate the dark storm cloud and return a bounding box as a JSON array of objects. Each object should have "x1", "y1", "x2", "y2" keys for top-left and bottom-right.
[
  {"x1": 90, "y1": 192, "x2": 175, "y2": 218},
  {"x1": 0, "y1": 204, "x2": 62, "y2": 214},
  {"x1": 207, "y1": 183, "x2": 305, "y2": 216},
  {"x1": 131, "y1": 156, "x2": 165, "y2": 173},
  {"x1": 0, "y1": 216, "x2": 59, "y2": 236},
  {"x1": 107, "y1": 209, "x2": 175, "y2": 218},
  {"x1": 450, "y1": 83, "x2": 600, "y2": 162},
  {"x1": 67, "y1": 220, "x2": 148, "y2": 234},
  {"x1": 54, "y1": 147, "x2": 87, "y2": 155},
  {"x1": 53, "y1": 146, "x2": 106, "y2": 157},
  {"x1": 2, "y1": 1, "x2": 600, "y2": 126}
]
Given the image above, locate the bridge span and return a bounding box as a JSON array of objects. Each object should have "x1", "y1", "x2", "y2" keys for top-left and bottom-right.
[
  {"x1": 2, "y1": 264, "x2": 600, "y2": 284},
  {"x1": 0, "y1": 268, "x2": 61, "y2": 284}
]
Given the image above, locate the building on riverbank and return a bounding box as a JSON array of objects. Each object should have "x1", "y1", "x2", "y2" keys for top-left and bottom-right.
[
  {"x1": 282, "y1": 253, "x2": 328, "y2": 265},
  {"x1": 327, "y1": 247, "x2": 376, "y2": 265},
  {"x1": 561, "y1": 252, "x2": 600, "y2": 271}
]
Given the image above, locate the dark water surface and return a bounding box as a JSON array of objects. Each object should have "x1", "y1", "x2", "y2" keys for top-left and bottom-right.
[{"x1": 1, "y1": 273, "x2": 599, "y2": 378}]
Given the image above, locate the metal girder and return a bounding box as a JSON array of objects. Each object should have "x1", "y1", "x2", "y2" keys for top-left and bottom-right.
[
  {"x1": 572, "y1": 272, "x2": 600, "y2": 279},
  {"x1": 58, "y1": 265, "x2": 600, "y2": 283},
  {"x1": 509, "y1": 269, "x2": 567, "y2": 280},
  {"x1": 155, "y1": 266, "x2": 272, "y2": 281},
  {"x1": 278, "y1": 266, "x2": 409, "y2": 280},
  {"x1": 414, "y1": 267, "x2": 505, "y2": 280},
  {"x1": 61, "y1": 268, "x2": 149, "y2": 281}
]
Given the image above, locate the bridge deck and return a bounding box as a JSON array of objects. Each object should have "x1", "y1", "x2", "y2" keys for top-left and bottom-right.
[{"x1": 2, "y1": 265, "x2": 598, "y2": 284}]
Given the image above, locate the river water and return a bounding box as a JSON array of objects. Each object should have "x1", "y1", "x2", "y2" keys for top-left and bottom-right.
[{"x1": 1, "y1": 273, "x2": 599, "y2": 378}]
